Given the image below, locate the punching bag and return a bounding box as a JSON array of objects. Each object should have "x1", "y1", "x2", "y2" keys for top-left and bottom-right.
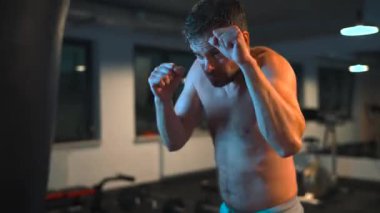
[{"x1": 0, "y1": 1, "x2": 69, "y2": 212}]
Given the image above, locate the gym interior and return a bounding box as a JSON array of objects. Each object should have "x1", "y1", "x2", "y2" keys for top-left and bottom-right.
[{"x1": 2, "y1": 0, "x2": 380, "y2": 213}]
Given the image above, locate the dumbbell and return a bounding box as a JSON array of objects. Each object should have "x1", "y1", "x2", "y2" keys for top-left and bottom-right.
[
  {"x1": 195, "y1": 199, "x2": 219, "y2": 213},
  {"x1": 120, "y1": 194, "x2": 186, "y2": 213},
  {"x1": 200, "y1": 179, "x2": 219, "y2": 194},
  {"x1": 118, "y1": 188, "x2": 143, "y2": 211},
  {"x1": 118, "y1": 186, "x2": 159, "y2": 212},
  {"x1": 162, "y1": 198, "x2": 186, "y2": 213}
]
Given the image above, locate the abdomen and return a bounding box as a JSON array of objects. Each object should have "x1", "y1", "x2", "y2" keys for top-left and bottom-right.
[{"x1": 215, "y1": 136, "x2": 298, "y2": 212}]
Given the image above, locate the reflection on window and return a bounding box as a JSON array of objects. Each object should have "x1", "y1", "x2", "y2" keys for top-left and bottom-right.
[
  {"x1": 291, "y1": 62, "x2": 304, "y2": 107},
  {"x1": 54, "y1": 38, "x2": 99, "y2": 143},
  {"x1": 318, "y1": 67, "x2": 354, "y2": 119},
  {"x1": 134, "y1": 46, "x2": 196, "y2": 137}
]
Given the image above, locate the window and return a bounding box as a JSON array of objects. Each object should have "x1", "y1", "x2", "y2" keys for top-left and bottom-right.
[
  {"x1": 318, "y1": 67, "x2": 354, "y2": 120},
  {"x1": 54, "y1": 38, "x2": 99, "y2": 143},
  {"x1": 291, "y1": 62, "x2": 304, "y2": 107},
  {"x1": 134, "y1": 46, "x2": 195, "y2": 138}
]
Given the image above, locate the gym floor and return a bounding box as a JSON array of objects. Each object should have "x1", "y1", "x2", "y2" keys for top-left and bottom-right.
[{"x1": 91, "y1": 169, "x2": 380, "y2": 213}]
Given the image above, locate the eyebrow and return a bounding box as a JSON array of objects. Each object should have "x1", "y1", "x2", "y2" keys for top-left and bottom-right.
[
  {"x1": 209, "y1": 48, "x2": 220, "y2": 54},
  {"x1": 192, "y1": 47, "x2": 219, "y2": 55}
]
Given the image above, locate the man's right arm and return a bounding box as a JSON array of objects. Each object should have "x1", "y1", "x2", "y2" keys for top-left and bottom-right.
[{"x1": 150, "y1": 62, "x2": 202, "y2": 151}]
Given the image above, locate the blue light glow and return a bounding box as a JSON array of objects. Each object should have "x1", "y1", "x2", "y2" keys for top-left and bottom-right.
[
  {"x1": 340, "y1": 25, "x2": 379, "y2": 36},
  {"x1": 349, "y1": 64, "x2": 369, "y2": 73}
]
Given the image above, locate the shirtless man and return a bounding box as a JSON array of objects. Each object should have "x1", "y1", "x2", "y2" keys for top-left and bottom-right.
[{"x1": 148, "y1": 0, "x2": 305, "y2": 212}]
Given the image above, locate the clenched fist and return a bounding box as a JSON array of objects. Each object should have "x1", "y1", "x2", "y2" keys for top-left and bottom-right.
[
  {"x1": 148, "y1": 63, "x2": 185, "y2": 102},
  {"x1": 208, "y1": 25, "x2": 251, "y2": 65}
]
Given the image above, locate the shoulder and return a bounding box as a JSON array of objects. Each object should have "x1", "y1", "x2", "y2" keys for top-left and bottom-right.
[
  {"x1": 250, "y1": 46, "x2": 287, "y2": 66},
  {"x1": 250, "y1": 46, "x2": 292, "y2": 73},
  {"x1": 250, "y1": 46, "x2": 295, "y2": 82}
]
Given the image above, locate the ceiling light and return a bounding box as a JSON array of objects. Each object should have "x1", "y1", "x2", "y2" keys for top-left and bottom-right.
[
  {"x1": 340, "y1": 24, "x2": 379, "y2": 36},
  {"x1": 75, "y1": 65, "x2": 86, "y2": 72},
  {"x1": 340, "y1": 9, "x2": 379, "y2": 36},
  {"x1": 349, "y1": 64, "x2": 369, "y2": 73}
]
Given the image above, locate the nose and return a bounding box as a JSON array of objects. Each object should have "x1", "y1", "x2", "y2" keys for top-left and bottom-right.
[{"x1": 203, "y1": 57, "x2": 215, "y2": 73}]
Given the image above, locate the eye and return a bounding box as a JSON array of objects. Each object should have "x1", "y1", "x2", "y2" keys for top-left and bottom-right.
[
  {"x1": 214, "y1": 52, "x2": 223, "y2": 59},
  {"x1": 210, "y1": 49, "x2": 222, "y2": 58}
]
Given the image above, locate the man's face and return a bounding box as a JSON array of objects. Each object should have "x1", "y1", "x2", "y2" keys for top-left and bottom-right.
[{"x1": 189, "y1": 35, "x2": 240, "y2": 87}]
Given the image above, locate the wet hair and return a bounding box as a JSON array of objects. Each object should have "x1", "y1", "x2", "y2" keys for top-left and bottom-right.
[{"x1": 183, "y1": 0, "x2": 248, "y2": 42}]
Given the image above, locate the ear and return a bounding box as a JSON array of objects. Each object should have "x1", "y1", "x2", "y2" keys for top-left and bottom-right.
[{"x1": 242, "y1": 30, "x2": 250, "y2": 47}]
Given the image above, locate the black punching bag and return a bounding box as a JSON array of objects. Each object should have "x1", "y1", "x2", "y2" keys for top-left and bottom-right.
[{"x1": 0, "y1": 1, "x2": 69, "y2": 212}]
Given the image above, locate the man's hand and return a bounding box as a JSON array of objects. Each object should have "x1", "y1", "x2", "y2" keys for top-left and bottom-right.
[
  {"x1": 148, "y1": 63, "x2": 185, "y2": 102},
  {"x1": 208, "y1": 25, "x2": 252, "y2": 65}
]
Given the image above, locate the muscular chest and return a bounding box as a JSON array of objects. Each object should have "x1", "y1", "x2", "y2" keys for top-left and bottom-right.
[{"x1": 197, "y1": 84, "x2": 257, "y2": 137}]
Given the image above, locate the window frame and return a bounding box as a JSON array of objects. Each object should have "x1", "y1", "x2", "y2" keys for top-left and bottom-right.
[{"x1": 53, "y1": 37, "x2": 101, "y2": 147}]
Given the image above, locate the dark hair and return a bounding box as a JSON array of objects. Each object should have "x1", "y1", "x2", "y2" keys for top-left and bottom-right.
[{"x1": 183, "y1": 0, "x2": 248, "y2": 42}]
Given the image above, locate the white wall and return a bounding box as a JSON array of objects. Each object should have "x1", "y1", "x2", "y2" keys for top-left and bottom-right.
[{"x1": 48, "y1": 25, "x2": 380, "y2": 190}]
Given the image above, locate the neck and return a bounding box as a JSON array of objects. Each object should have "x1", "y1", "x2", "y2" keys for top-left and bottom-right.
[{"x1": 223, "y1": 70, "x2": 245, "y2": 96}]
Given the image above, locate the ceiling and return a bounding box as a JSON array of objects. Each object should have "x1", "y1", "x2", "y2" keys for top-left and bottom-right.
[{"x1": 68, "y1": 0, "x2": 380, "y2": 62}]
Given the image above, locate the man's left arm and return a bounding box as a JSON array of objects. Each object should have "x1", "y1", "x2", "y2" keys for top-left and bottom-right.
[
  {"x1": 209, "y1": 26, "x2": 306, "y2": 158},
  {"x1": 240, "y1": 48, "x2": 305, "y2": 157}
]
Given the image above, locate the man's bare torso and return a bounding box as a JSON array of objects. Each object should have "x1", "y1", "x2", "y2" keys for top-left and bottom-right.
[{"x1": 192, "y1": 47, "x2": 298, "y2": 212}]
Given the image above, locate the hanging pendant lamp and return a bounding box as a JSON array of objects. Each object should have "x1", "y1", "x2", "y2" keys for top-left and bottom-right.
[{"x1": 340, "y1": 6, "x2": 378, "y2": 36}]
